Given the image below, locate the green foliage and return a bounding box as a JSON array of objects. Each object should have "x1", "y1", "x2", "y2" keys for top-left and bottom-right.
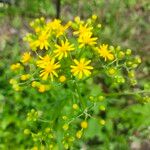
[{"x1": 0, "y1": 0, "x2": 149, "y2": 149}]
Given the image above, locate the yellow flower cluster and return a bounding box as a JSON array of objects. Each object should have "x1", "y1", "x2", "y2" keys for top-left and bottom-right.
[
  {"x1": 23, "y1": 16, "x2": 106, "y2": 82},
  {"x1": 10, "y1": 15, "x2": 140, "y2": 93}
]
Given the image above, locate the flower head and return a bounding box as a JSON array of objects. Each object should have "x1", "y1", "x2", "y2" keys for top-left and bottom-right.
[
  {"x1": 54, "y1": 40, "x2": 75, "y2": 60},
  {"x1": 71, "y1": 58, "x2": 93, "y2": 79},
  {"x1": 34, "y1": 31, "x2": 50, "y2": 50},
  {"x1": 36, "y1": 55, "x2": 51, "y2": 68},
  {"x1": 59, "y1": 75, "x2": 66, "y2": 82},
  {"x1": 37, "y1": 56, "x2": 60, "y2": 81},
  {"x1": 73, "y1": 24, "x2": 93, "y2": 36},
  {"x1": 10, "y1": 63, "x2": 21, "y2": 70},
  {"x1": 21, "y1": 52, "x2": 31, "y2": 64},
  {"x1": 81, "y1": 121, "x2": 88, "y2": 129},
  {"x1": 98, "y1": 44, "x2": 114, "y2": 61},
  {"x1": 78, "y1": 32, "x2": 97, "y2": 48},
  {"x1": 46, "y1": 19, "x2": 71, "y2": 37}
]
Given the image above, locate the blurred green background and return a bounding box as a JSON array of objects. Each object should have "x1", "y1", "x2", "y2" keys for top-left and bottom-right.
[{"x1": 0, "y1": 0, "x2": 150, "y2": 149}]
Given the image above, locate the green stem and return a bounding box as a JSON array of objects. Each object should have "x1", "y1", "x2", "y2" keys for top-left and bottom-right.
[
  {"x1": 75, "y1": 81, "x2": 86, "y2": 109},
  {"x1": 104, "y1": 90, "x2": 150, "y2": 97}
]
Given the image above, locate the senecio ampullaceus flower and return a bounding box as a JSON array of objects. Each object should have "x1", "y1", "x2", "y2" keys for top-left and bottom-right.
[{"x1": 10, "y1": 15, "x2": 143, "y2": 149}]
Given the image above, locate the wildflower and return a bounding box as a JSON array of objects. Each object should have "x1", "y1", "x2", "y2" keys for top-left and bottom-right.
[
  {"x1": 78, "y1": 32, "x2": 97, "y2": 48},
  {"x1": 10, "y1": 63, "x2": 21, "y2": 70},
  {"x1": 21, "y1": 52, "x2": 31, "y2": 63},
  {"x1": 47, "y1": 19, "x2": 61, "y2": 31},
  {"x1": 38, "y1": 84, "x2": 47, "y2": 93},
  {"x1": 76, "y1": 130, "x2": 83, "y2": 139},
  {"x1": 20, "y1": 74, "x2": 30, "y2": 81},
  {"x1": 59, "y1": 75, "x2": 66, "y2": 82},
  {"x1": 9, "y1": 79, "x2": 17, "y2": 84},
  {"x1": 81, "y1": 121, "x2": 88, "y2": 129},
  {"x1": 97, "y1": 44, "x2": 114, "y2": 61},
  {"x1": 73, "y1": 24, "x2": 93, "y2": 36},
  {"x1": 39, "y1": 58, "x2": 60, "y2": 81},
  {"x1": 54, "y1": 40, "x2": 75, "y2": 60},
  {"x1": 46, "y1": 19, "x2": 71, "y2": 37},
  {"x1": 31, "y1": 81, "x2": 38, "y2": 87},
  {"x1": 55, "y1": 21, "x2": 71, "y2": 37},
  {"x1": 34, "y1": 31, "x2": 50, "y2": 50},
  {"x1": 71, "y1": 58, "x2": 93, "y2": 79},
  {"x1": 36, "y1": 55, "x2": 51, "y2": 68}
]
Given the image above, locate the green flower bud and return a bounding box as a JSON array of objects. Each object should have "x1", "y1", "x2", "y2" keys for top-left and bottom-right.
[
  {"x1": 118, "y1": 51, "x2": 125, "y2": 59},
  {"x1": 126, "y1": 49, "x2": 132, "y2": 55},
  {"x1": 98, "y1": 95, "x2": 105, "y2": 101},
  {"x1": 24, "y1": 129, "x2": 30, "y2": 135},
  {"x1": 109, "y1": 46, "x2": 115, "y2": 51},
  {"x1": 135, "y1": 56, "x2": 141, "y2": 64},
  {"x1": 128, "y1": 71, "x2": 135, "y2": 78},
  {"x1": 126, "y1": 61, "x2": 132, "y2": 67},
  {"x1": 130, "y1": 79, "x2": 137, "y2": 86},
  {"x1": 116, "y1": 46, "x2": 121, "y2": 51}
]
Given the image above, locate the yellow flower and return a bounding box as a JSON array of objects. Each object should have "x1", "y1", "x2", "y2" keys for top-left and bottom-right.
[
  {"x1": 34, "y1": 31, "x2": 50, "y2": 50},
  {"x1": 78, "y1": 32, "x2": 97, "y2": 48},
  {"x1": 38, "y1": 84, "x2": 47, "y2": 93},
  {"x1": 73, "y1": 24, "x2": 93, "y2": 36},
  {"x1": 46, "y1": 19, "x2": 71, "y2": 37},
  {"x1": 97, "y1": 44, "x2": 114, "y2": 61},
  {"x1": 21, "y1": 52, "x2": 31, "y2": 64},
  {"x1": 20, "y1": 74, "x2": 30, "y2": 81},
  {"x1": 38, "y1": 58, "x2": 60, "y2": 81},
  {"x1": 9, "y1": 79, "x2": 17, "y2": 84},
  {"x1": 81, "y1": 121, "x2": 88, "y2": 129},
  {"x1": 36, "y1": 55, "x2": 51, "y2": 68},
  {"x1": 54, "y1": 40, "x2": 75, "y2": 60},
  {"x1": 55, "y1": 21, "x2": 71, "y2": 37},
  {"x1": 10, "y1": 63, "x2": 21, "y2": 70},
  {"x1": 47, "y1": 19, "x2": 62, "y2": 31},
  {"x1": 71, "y1": 58, "x2": 93, "y2": 79},
  {"x1": 31, "y1": 81, "x2": 40, "y2": 88},
  {"x1": 59, "y1": 75, "x2": 66, "y2": 82}
]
